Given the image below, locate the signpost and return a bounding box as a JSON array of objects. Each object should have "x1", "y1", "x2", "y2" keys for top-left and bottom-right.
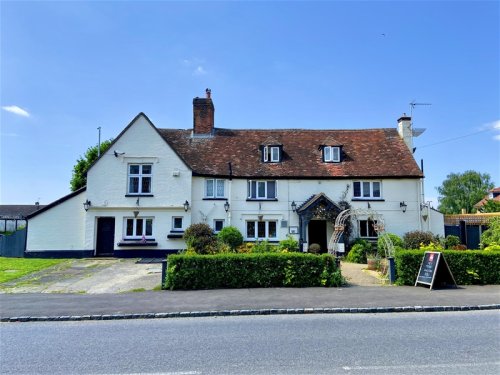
[{"x1": 415, "y1": 251, "x2": 457, "y2": 290}]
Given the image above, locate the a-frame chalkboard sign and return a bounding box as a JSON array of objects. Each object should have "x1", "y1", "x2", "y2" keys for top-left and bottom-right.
[{"x1": 415, "y1": 251, "x2": 457, "y2": 290}]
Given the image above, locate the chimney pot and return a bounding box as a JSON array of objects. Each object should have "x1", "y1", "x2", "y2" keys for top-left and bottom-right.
[{"x1": 206, "y1": 88, "x2": 211, "y2": 99}]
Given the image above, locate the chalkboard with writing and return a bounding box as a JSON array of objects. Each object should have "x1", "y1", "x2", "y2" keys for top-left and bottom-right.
[{"x1": 415, "y1": 251, "x2": 457, "y2": 290}]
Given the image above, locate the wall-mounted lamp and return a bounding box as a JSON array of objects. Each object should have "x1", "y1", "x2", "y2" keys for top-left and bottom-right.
[
  {"x1": 291, "y1": 201, "x2": 297, "y2": 212},
  {"x1": 183, "y1": 200, "x2": 190, "y2": 212},
  {"x1": 83, "y1": 199, "x2": 91, "y2": 211},
  {"x1": 420, "y1": 203, "x2": 426, "y2": 211},
  {"x1": 224, "y1": 201, "x2": 230, "y2": 212},
  {"x1": 400, "y1": 201, "x2": 407, "y2": 213},
  {"x1": 113, "y1": 150, "x2": 125, "y2": 157}
]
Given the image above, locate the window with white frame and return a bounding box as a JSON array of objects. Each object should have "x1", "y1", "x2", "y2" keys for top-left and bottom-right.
[
  {"x1": 247, "y1": 180, "x2": 277, "y2": 200},
  {"x1": 128, "y1": 164, "x2": 152, "y2": 194},
  {"x1": 172, "y1": 217, "x2": 183, "y2": 231},
  {"x1": 323, "y1": 146, "x2": 341, "y2": 162},
  {"x1": 263, "y1": 146, "x2": 281, "y2": 163},
  {"x1": 353, "y1": 181, "x2": 381, "y2": 199},
  {"x1": 205, "y1": 179, "x2": 225, "y2": 198},
  {"x1": 246, "y1": 220, "x2": 277, "y2": 240},
  {"x1": 359, "y1": 219, "x2": 377, "y2": 238},
  {"x1": 124, "y1": 217, "x2": 153, "y2": 239},
  {"x1": 214, "y1": 219, "x2": 225, "y2": 233}
]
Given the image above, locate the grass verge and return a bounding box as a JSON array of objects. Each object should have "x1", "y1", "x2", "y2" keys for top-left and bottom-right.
[{"x1": 0, "y1": 257, "x2": 68, "y2": 283}]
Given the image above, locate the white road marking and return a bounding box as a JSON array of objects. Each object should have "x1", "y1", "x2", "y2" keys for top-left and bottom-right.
[{"x1": 342, "y1": 362, "x2": 500, "y2": 371}]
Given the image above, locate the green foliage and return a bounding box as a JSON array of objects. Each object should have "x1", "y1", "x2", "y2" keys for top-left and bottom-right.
[
  {"x1": 394, "y1": 249, "x2": 500, "y2": 285},
  {"x1": 436, "y1": 170, "x2": 494, "y2": 214},
  {"x1": 250, "y1": 240, "x2": 279, "y2": 253},
  {"x1": 70, "y1": 139, "x2": 113, "y2": 191},
  {"x1": 0, "y1": 257, "x2": 67, "y2": 283},
  {"x1": 184, "y1": 223, "x2": 217, "y2": 254},
  {"x1": 444, "y1": 235, "x2": 461, "y2": 249},
  {"x1": 480, "y1": 217, "x2": 500, "y2": 249},
  {"x1": 165, "y1": 253, "x2": 344, "y2": 289},
  {"x1": 479, "y1": 200, "x2": 500, "y2": 213},
  {"x1": 403, "y1": 230, "x2": 438, "y2": 249},
  {"x1": 346, "y1": 239, "x2": 372, "y2": 263},
  {"x1": 217, "y1": 226, "x2": 243, "y2": 250},
  {"x1": 377, "y1": 233, "x2": 403, "y2": 257},
  {"x1": 278, "y1": 235, "x2": 299, "y2": 252}
]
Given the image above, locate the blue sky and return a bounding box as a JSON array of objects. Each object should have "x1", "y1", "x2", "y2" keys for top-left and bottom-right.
[{"x1": 1, "y1": 1, "x2": 499, "y2": 207}]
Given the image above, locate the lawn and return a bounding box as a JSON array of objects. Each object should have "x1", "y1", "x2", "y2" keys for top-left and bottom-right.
[{"x1": 0, "y1": 257, "x2": 68, "y2": 283}]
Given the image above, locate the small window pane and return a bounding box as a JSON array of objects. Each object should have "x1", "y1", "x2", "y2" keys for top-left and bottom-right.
[
  {"x1": 129, "y1": 165, "x2": 139, "y2": 174},
  {"x1": 268, "y1": 221, "x2": 277, "y2": 238},
  {"x1": 332, "y1": 147, "x2": 340, "y2": 162},
  {"x1": 324, "y1": 146, "x2": 331, "y2": 161},
  {"x1": 271, "y1": 147, "x2": 279, "y2": 162},
  {"x1": 353, "y1": 182, "x2": 361, "y2": 197},
  {"x1": 206, "y1": 180, "x2": 214, "y2": 197},
  {"x1": 263, "y1": 146, "x2": 268, "y2": 162},
  {"x1": 129, "y1": 177, "x2": 139, "y2": 193},
  {"x1": 142, "y1": 165, "x2": 152, "y2": 174},
  {"x1": 247, "y1": 221, "x2": 255, "y2": 238},
  {"x1": 257, "y1": 221, "x2": 266, "y2": 238},
  {"x1": 145, "y1": 219, "x2": 153, "y2": 236},
  {"x1": 214, "y1": 220, "x2": 224, "y2": 232},
  {"x1": 368, "y1": 220, "x2": 377, "y2": 237},
  {"x1": 216, "y1": 180, "x2": 225, "y2": 197},
  {"x1": 267, "y1": 181, "x2": 276, "y2": 199},
  {"x1": 142, "y1": 177, "x2": 151, "y2": 193},
  {"x1": 136, "y1": 219, "x2": 143, "y2": 236},
  {"x1": 173, "y1": 217, "x2": 183, "y2": 229},
  {"x1": 258, "y1": 181, "x2": 266, "y2": 198},
  {"x1": 363, "y1": 182, "x2": 371, "y2": 197},
  {"x1": 126, "y1": 219, "x2": 134, "y2": 236},
  {"x1": 250, "y1": 181, "x2": 256, "y2": 199},
  {"x1": 373, "y1": 182, "x2": 381, "y2": 197}
]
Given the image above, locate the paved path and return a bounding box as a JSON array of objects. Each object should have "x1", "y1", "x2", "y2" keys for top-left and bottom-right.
[{"x1": 341, "y1": 261, "x2": 382, "y2": 286}]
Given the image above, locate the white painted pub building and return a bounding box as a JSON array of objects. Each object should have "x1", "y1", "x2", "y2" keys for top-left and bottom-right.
[{"x1": 26, "y1": 90, "x2": 443, "y2": 257}]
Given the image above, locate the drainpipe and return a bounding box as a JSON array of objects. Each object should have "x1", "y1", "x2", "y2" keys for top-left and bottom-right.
[{"x1": 228, "y1": 162, "x2": 232, "y2": 226}]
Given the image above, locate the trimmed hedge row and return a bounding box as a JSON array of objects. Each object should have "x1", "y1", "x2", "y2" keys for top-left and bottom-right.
[
  {"x1": 165, "y1": 253, "x2": 343, "y2": 290},
  {"x1": 395, "y1": 249, "x2": 500, "y2": 285}
]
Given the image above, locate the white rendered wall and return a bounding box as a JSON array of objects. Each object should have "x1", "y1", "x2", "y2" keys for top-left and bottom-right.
[
  {"x1": 84, "y1": 114, "x2": 192, "y2": 251},
  {"x1": 191, "y1": 177, "x2": 429, "y2": 243},
  {"x1": 27, "y1": 191, "x2": 86, "y2": 251}
]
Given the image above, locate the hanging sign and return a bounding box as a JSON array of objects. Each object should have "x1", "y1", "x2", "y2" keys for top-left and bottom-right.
[{"x1": 415, "y1": 251, "x2": 457, "y2": 290}]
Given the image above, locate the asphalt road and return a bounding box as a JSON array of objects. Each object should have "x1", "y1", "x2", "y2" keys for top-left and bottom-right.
[{"x1": 1, "y1": 311, "x2": 499, "y2": 375}]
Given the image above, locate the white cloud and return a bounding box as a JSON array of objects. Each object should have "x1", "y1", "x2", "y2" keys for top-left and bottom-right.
[
  {"x1": 488, "y1": 120, "x2": 500, "y2": 141},
  {"x1": 193, "y1": 66, "x2": 207, "y2": 76},
  {"x1": 494, "y1": 134, "x2": 500, "y2": 141},
  {"x1": 2, "y1": 105, "x2": 30, "y2": 117},
  {"x1": 0, "y1": 132, "x2": 19, "y2": 137}
]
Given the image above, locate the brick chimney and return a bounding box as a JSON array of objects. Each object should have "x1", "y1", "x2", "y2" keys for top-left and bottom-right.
[
  {"x1": 193, "y1": 88, "x2": 214, "y2": 135},
  {"x1": 397, "y1": 114, "x2": 412, "y2": 151}
]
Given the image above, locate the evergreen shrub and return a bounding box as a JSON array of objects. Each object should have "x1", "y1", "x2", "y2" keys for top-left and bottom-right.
[{"x1": 165, "y1": 253, "x2": 344, "y2": 289}]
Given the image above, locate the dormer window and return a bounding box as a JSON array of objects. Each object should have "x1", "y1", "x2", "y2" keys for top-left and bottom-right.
[
  {"x1": 323, "y1": 146, "x2": 341, "y2": 163},
  {"x1": 263, "y1": 146, "x2": 281, "y2": 163}
]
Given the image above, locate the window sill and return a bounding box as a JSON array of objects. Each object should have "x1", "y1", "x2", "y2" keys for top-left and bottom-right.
[
  {"x1": 246, "y1": 198, "x2": 278, "y2": 202},
  {"x1": 351, "y1": 198, "x2": 385, "y2": 202},
  {"x1": 117, "y1": 241, "x2": 158, "y2": 247},
  {"x1": 202, "y1": 198, "x2": 228, "y2": 201},
  {"x1": 125, "y1": 194, "x2": 154, "y2": 197},
  {"x1": 244, "y1": 240, "x2": 279, "y2": 243},
  {"x1": 167, "y1": 234, "x2": 184, "y2": 239}
]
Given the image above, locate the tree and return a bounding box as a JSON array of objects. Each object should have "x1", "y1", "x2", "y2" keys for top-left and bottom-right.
[
  {"x1": 436, "y1": 171, "x2": 494, "y2": 214},
  {"x1": 480, "y1": 199, "x2": 500, "y2": 213},
  {"x1": 70, "y1": 139, "x2": 113, "y2": 191}
]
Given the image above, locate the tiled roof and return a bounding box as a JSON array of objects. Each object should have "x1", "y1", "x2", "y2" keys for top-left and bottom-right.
[
  {"x1": 0, "y1": 205, "x2": 45, "y2": 219},
  {"x1": 159, "y1": 127, "x2": 423, "y2": 178}
]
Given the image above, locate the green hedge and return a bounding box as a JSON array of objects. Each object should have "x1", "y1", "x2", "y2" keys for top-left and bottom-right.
[
  {"x1": 165, "y1": 253, "x2": 343, "y2": 290},
  {"x1": 395, "y1": 249, "x2": 500, "y2": 285}
]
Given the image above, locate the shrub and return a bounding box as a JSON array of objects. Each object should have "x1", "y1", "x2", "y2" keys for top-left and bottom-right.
[
  {"x1": 184, "y1": 223, "x2": 217, "y2": 254},
  {"x1": 377, "y1": 233, "x2": 403, "y2": 257},
  {"x1": 278, "y1": 235, "x2": 299, "y2": 252},
  {"x1": 217, "y1": 226, "x2": 243, "y2": 251},
  {"x1": 444, "y1": 235, "x2": 461, "y2": 249},
  {"x1": 480, "y1": 217, "x2": 500, "y2": 249},
  {"x1": 403, "y1": 230, "x2": 438, "y2": 249},
  {"x1": 345, "y1": 239, "x2": 372, "y2": 263},
  {"x1": 308, "y1": 243, "x2": 321, "y2": 254},
  {"x1": 251, "y1": 240, "x2": 279, "y2": 253},
  {"x1": 165, "y1": 253, "x2": 344, "y2": 289},
  {"x1": 394, "y1": 249, "x2": 500, "y2": 285}
]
